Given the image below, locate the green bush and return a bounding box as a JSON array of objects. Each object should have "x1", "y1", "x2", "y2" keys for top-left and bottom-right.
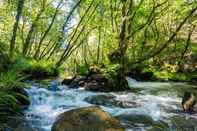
[
  {"x1": 9, "y1": 56, "x2": 59, "y2": 79},
  {"x1": 76, "y1": 64, "x2": 89, "y2": 76}
]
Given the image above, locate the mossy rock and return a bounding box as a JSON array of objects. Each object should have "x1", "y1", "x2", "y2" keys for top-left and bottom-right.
[{"x1": 52, "y1": 106, "x2": 125, "y2": 131}]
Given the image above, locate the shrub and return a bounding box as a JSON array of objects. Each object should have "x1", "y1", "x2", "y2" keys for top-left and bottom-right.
[
  {"x1": 9, "y1": 56, "x2": 59, "y2": 79},
  {"x1": 22, "y1": 59, "x2": 59, "y2": 79}
]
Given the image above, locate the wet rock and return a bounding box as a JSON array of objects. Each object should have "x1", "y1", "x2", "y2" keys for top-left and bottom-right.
[
  {"x1": 84, "y1": 80, "x2": 106, "y2": 91},
  {"x1": 116, "y1": 114, "x2": 169, "y2": 130},
  {"x1": 84, "y1": 94, "x2": 116, "y2": 106},
  {"x1": 169, "y1": 115, "x2": 197, "y2": 131},
  {"x1": 61, "y1": 76, "x2": 76, "y2": 85},
  {"x1": 84, "y1": 94, "x2": 139, "y2": 108},
  {"x1": 64, "y1": 73, "x2": 130, "y2": 92},
  {"x1": 116, "y1": 114, "x2": 154, "y2": 127},
  {"x1": 62, "y1": 74, "x2": 111, "y2": 91},
  {"x1": 69, "y1": 76, "x2": 87, "y2": 88},
  {"x1": 147, "y1": 121, "x2": 169, "y2": 131},
  {"x1": 52, "y1": 106, "x2": 124, "y2": 131},
  {"x1": 5, "y1": 116, "x2": 44, "y2": 131},
  {"x1": 148, "y1": 115, "x2": 197, "y2": 131}
]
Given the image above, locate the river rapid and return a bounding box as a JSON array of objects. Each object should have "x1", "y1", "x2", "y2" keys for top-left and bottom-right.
[{"x1": 7, "y1": 79, "x2": 197, "y2": 131}]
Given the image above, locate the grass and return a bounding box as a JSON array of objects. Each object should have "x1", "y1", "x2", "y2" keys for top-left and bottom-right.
[
  {"x1": 0, "y1": 69, "x2": 30, "y2": 128},
  {"x1": 0, "y1": 70, "x2": 27, "y2": 90}
]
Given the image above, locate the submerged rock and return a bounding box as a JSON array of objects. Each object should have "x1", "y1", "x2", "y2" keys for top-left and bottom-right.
[
  {"x1": 84, "y1": 94, "x2": 139, "y2": 108},
  {"x1": 116, "y1": 114, "x2": 169, "y2": 130},
  {"x1": 169, "y1": 115, "x2": 197, "y2": 131},
  {"x1": 52, "y1": 106, "x2": 124, "y2": 131},
  {"x1": 4, "y1": 116, "x2": 44, "y2": 131},
  {"x1": 116, "y1": 114, "x2": 154, "y2": 127}
]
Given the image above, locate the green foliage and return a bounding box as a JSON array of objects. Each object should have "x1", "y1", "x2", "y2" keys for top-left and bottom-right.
[
  {"x1": 0, "y1": 70, "x2": 30, "y2": 128},
  {"x1": 0, "y1": 91, "x2": 21, "y2": 128},
  {"x1": 102, "y1": 64, "x2": 120, "y2": 80},
  {"x1": 0, "y1": 70, "x2": 26, "y2": 90},
  {"x1": 7, "y1": 56, "x2": 59, "y2": 79},
  {"x1": 153, "y1": 70, "x2": 191, "y2": 82},
  {"x1": 25, "y1": 59, "x2": 59, "y2": 78},
  {"x1": 0, "y1": 92, "x2": 20, "y2": 114},
  {"x1": 76, "y1": 64, "x2": 89, "y2": 76}
]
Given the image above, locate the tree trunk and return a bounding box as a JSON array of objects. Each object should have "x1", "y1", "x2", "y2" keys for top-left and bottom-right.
[
  {"x1": 34, "y1": 0, "x2": 63, "y2": 59},
  {"x1": 10, "y1": 0, "x2": 25, "y2": 57},
  {"x1": 22, "y1": 8, "x2": 44, "y2": 56}
]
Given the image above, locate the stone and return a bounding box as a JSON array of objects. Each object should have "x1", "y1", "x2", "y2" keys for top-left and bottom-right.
[
  {"x1": 84, "y1": 94, "x2": 139, "y2": 108},
  {"x1": 52, "y1": 106, "x2": 124, "y2": 131},
  {"x1": 61, "y1": 76, "x2": 76, "y2": 85}
]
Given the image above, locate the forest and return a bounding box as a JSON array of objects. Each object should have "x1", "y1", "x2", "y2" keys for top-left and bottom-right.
[{"x1": 0, "y1": 0, "x2": 197, "y2": 131}]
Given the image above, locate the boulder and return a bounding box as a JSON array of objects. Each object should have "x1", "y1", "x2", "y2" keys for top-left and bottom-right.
[
  {"x1": 116, "y1": 114, "x2": 154, "y2": 127},
  {"x1": 62, "y1": 74, "x2": 111, "y2": 91},
  {"x1": 61, "y1": 76, "x2": 76, "y2": 85},
  {"x1": 62, "y1": 72, "x2": 130, "y2": 92},
  {"x1": 52, "y1": 106, "x2": 124, "y2": 131},
  {"x1": 84, "y1": 94, "x2": 139, "y2": 108},
  {"x1": 116, "y1": 114, "x2": 169, "y2": 130}
]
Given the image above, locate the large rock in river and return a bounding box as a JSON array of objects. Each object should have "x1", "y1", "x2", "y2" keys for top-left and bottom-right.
[{"x1": 52, "y1": 106, "x2": 124, "y2": 131}]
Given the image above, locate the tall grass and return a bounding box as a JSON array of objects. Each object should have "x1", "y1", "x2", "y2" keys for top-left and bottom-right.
[
  {"x1": 0, "y1": 70, "x2": 28, "y2": 129},
  {"x1": 0, "y1": 70, "x2": 27, "y2": 90}
]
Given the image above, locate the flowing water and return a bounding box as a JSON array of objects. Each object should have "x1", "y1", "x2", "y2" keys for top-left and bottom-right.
[{"x1": 8, "y1": 79, "x2": 197, "y2": 131}]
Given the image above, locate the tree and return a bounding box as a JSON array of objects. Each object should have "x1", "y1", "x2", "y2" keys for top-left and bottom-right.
[{"x1": 10, "y1": 0, "x2": 25, "y2": 57}]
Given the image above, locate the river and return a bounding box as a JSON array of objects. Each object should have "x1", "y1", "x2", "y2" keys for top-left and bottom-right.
[{"x1": 6, "y1": 79, "x2": 197, "y2": 131}]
